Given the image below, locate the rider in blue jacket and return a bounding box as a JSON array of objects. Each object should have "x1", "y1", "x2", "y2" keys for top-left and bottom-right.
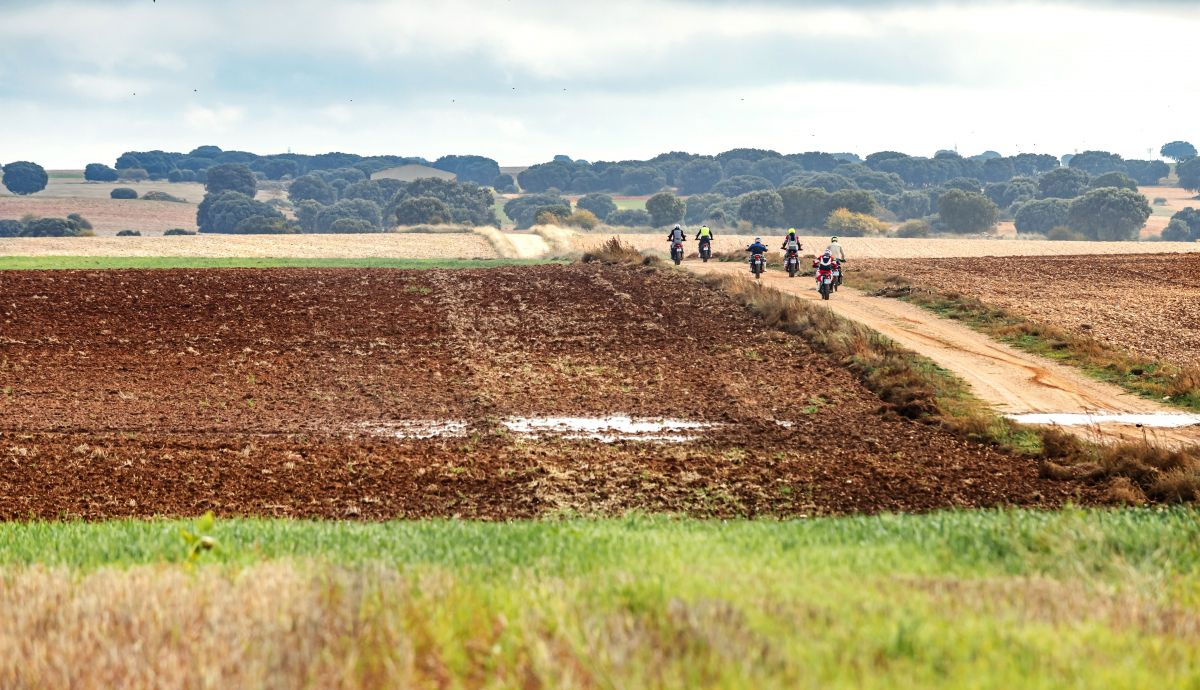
[{"x1": 746, "y1": 237, "x2": 768, "y2": 255}]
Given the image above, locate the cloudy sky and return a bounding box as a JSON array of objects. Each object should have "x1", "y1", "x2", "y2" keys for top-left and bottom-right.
[{"x1": 1, "y1": 0, "x2": 1197, "y2": 167}]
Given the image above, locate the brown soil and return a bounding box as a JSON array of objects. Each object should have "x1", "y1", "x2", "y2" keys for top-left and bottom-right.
[
  {"x1": 0, "y1": 265, "x2": 1097, "y2": 519},
  {"x1": 858, "y1": 254, "x2": 1200, "y2": 368}
]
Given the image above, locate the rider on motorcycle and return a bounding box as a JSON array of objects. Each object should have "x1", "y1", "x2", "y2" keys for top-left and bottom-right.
[
  {"x1": 825, "y1": 236, "x2": 845, "y2": 262},
  {"x1": 747, "y1": 236, "x2": 769, "y2": 256},
  {"x1": 667, "y1": 224, "x2": 685, "y2": 244},
  {"x1": 813, "y1": 251, "x2": 839, "y2": 290},
  {"x1": 780, "y1": 229, "x2": 802, "y2": 253},
  {"x1": 695, "y1": 225, "x2": 714, "y2": 242}
]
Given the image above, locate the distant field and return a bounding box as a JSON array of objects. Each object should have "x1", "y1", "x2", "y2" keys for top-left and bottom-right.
[
  {"x1": 0, "y1": 256, "x2": 555, "y2": 270},
  {"x1": 1, "y1": 510, "x2": 1198, "y2": 687}
]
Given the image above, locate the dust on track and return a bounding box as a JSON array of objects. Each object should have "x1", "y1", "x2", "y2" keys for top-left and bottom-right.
[{"x1": 0, "y1": 265, "x2": 1097, "y2": 519}]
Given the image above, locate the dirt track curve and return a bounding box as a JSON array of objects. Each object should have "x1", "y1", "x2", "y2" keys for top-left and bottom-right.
[{"x1": 687, "y1": 261, "x2": 1200, "y2": 447}]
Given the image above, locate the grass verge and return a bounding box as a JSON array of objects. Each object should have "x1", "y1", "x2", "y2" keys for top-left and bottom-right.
[
  {"x1": 0, "y1": 256, "x2": 561, "y2": 270},
  {"x1": 853, "y1": 269, "x2": 1200, "y2": 413},
  {"x1": 1, "y1": 511, "x2": 1199, "y2": 688}
]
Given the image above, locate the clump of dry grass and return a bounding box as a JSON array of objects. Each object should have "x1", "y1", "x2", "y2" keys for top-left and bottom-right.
[
  {"x1": 582, "y1": 237, "x2": 658, "y2": 266},
  {"x1": 1038, "y1": 428, "x2": 1200, "y2": 503}
]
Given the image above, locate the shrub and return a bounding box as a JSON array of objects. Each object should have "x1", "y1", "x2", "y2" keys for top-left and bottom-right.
[
  {"x1": 1162, "y1": 208, "x2": 1200, "y2": 241},
  {"x1": 1154, "y1": 197, "x2": 1168, "y2": 205},
  {"x1": 1046, "y1": 226, "x2": 1086, "y2": 241},
  {"x1": 492, "y1": 174, "x2": 517, "y2": 193},
  {"x1": 111, "y1": 188, "x2": 138, "y2": 200},
  {"x1": 142, "y1": 190, "x2": 186, "y2": 203},
  {"x1": 116, "y1": 229, "x2": 142, "y2": 237},
  {"x1": 315, "y1": 198, "x2": 383, "y2": 231},
  {"x1": 21, "y1": 217, "x2": 79, "y2": 237},
  {"x1": 937, "y1": 189, "x2": 999, "y2": 234},
  {"x1": 1089, "y1": 171, "x2": 1138, "y2": 191},
  {"x1": 0, "y1": 219, "x2": 23, "y2": 237},
  {"x1": 737, "y1": 190, "x2": 784, "y2": 228},
  {"x1": 565, "y1": 209, "x2": 599, "y2": 230},
  {"x1": 827, "y1": 208, "x2": 889, "y2": 236},
  {"x1": 163, "y1": 228, "x2": 195, "y2": 236},
  {"x1": 534, "y1": 206, "x2": 571, "y2": 226},
  {"x1": 197, "y1": 191, "x2": 286, "y2": 234},
  {"x1": 204, "y1": 163, "x2": 257, "y2": 198},
  {"x1": 1067, "y1": 187, "x2": 1151, "y2": 241},
  {"x1": 329, "y1": 218, "x2": 377, "y2": 234},
  {"x1": 895, "y1": 219, "x2": 930, "y2": 238},
  {"x1": 645, "y1": 192, "x2": 686, "y2": 227},
  {"x1": 606, "y1": 209, "x2": 652, "y2": 227},
  {"x1": 66, "y1": 213, "x2": 92, "y2": 230}
]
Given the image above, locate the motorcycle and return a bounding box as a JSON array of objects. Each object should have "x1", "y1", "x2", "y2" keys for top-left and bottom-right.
[
  {"x1": 784, "y1": 249, "x2": 799, "y2": 278},
  {"x1": 834, "y1": 260, "x2": 844, "y2": 290},
  {"x1": 817, "y1": 267, "x2": 835, "y2": 300},
  {"x1": 698, "y1": 238, "x2": 712, "y2": 262},
  {"x1": 670, "y1": 241, "x2": 684, "y2": 266},
  {"x1": 749, "y1": 253, "x2": 766, "y2": 279}
]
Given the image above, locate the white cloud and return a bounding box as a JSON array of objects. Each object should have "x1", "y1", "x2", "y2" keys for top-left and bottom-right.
[{"x1": 184, "y1": 105, "x2": 245, "y2": 131}]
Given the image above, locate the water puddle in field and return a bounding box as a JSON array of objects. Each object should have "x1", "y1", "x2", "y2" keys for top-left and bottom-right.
[
  {"x1": 362, "y1": 417, "x2": 715, "y2": 442},
  {"x1": 1007, "y1": 413, "x2": 1200, "y2": 428}
]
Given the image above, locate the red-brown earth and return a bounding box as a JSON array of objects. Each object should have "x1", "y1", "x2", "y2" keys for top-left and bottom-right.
[{"x1": 0, "y1": 264, "x2": 1096, "y2": 518}]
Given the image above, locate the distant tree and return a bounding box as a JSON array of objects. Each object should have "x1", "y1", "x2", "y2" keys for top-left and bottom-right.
[
  {"x1": 197, "y1": 191, "x2": 284, "y2": 234},
  {"x1": 985, "y1": 177, "x2": 1037, "y2": 209},
  {"x1": 750, "y1": 158, "x2": 802, "y2": 186},
  {"x1": 492, "y1": 174, "x2": 517, "y2": 193},
  {"x1": 1068, "y1": 150, "x2": 1125, "y2": 176},
  {"x1": 576, "y1": 193, "x2": 617, "y2": 221},
  {"x1": 503, "y1": 193, "x2": 569, "y2": 229},
  {"x1": 2, "y1": 161, "x2": 48, "y2": 195},
  {"x1": 1038, "y1": 167, "x2": 1090, "y2": 199},
  {"x1": 888, "y1": 190, "x2": 932, "y2": 221},
  {"x1": 534, "y1": 206, "x2": 571, "y2": 226},
  {"x1": 827, "y1": 189, "x2": 877, "y2": 216},
  {"x1": 234, "y1": 214, "x2": 294, "y2": 234},
  {"x1": 395, "y1": 196, "x2": 452, "y2": 225},
  {"x1": 261, "y1": 158, "x2": 301, "y2": 181},
  {"x1": 1160, "y1": 141, "x2": 1197, "y2": 162},
  {"x1": 204, "y1": 163, "x2": 257, "y2": 198},
  {"x1": 1162, "y1": 207, "x2": 1200, "y2": 241},
  {"x1": 676, "y1": 159, "x2": 723, "y2": 194},
  {"x1": 1013, "y1": 198, "x2": 1070, "y2": 234},
  {"x1": 864, "y1": 151, "x2": 911, "y2": 168},
  {"x1": 683, "y1": 193, "x2": 727, "y2": 224},
  {"x1": 1089, "y1": 171, "x2": 1138, "y2": 191},
  {"x1": 737, "y1": 190, "x2": 784, "y2": 228},
  {"x1": 605, "y1": 209, "x2": 652, "y2": 227},
  {"x1": 388, "y1": 178, "x2": 497, "y2": 226},
  {"x1": 943, "y1": 177, "x2": 982, "y2": 193},
  {"x1": 316, "y1": 199, "x2": 383, "y2": 231},
  {"x1": 341, "y1": 180, "x2": 385, "y2": 206},
  {"x1": 288, "y1": 174, "x2": 337, "y2": 205},
  {"x1": 621, "y1": 166, "x2": 667, "y2": 195},
  {"x1": 1067, "y1": 187, "x2": 1151, "y2": 241},
  {"x1": 1124, "y1": 159, "x2": 1170, "y2": 186},
  {"x1": 645, "y1": 192, "x2": 685, "y2": 227},
  {"x1": 782, "y1": 172, "x2": 854, "y2": 192},
  {"x1": 84, "y1": 163, "x2": 119, "y2": 182},
  {"x1": 937, "y1": 189, "x2": 998, "y2": 234},
  {"x1": 518, "y1": 161, "x2": 574, "y2": 193},
  {"x1": 847, "y1": 169, "x2": 904, "y2": 195},
  {"x1": 1177, "y1": 157, "x2": 1200, "y2": 193},
  {"x1": 114, "y1": 153, "x2": 143, "y2": 170},
  {"x1": 189, "y1": 145, "x2": 223, "y2": 158},
  {"x1": 710, "y1": 175, "x2": 774, "y2": 197},
  {"x1": 431, "y1": 155, "x2": 500, "y2": 185},
  {"x1": 110, "y1": 187, "x2": 138, "y2": 199}
]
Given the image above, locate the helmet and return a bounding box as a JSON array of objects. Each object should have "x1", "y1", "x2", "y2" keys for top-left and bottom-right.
[
  {"x1": 787, "y1": 228, "x2": 797, "y2": 236},
  {"x1": 673, "y1": 224, "x2": 681, "y2": 230},
  {"x1": 754, "y1": 237, "x2": 762, "y2": 242},
  {"x1": 823, "y1": 251, "x2": 831, "y2": 258},
  {"x1": 830, "y1": 236, "x2": 839, "y2": 242}
]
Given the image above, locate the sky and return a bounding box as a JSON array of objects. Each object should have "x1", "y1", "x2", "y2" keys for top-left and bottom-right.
[{"x1": 0, "y1": 0, "x2": 1197, "y2": 168}]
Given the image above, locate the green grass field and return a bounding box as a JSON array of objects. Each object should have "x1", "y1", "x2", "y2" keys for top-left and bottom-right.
[
  {"x1": 0, "y1": 256, "x2": 560, "y2": 270},
  {"x1": 3, "y1": 510, "x2": 1199, "y2": 687}
]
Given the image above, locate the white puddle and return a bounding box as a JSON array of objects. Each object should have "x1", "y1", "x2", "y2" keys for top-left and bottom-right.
[
  {"x1": 361, "y1": 416, "x2": 715, "y2": 443},
  {"x1": 1007, "y1": 413, "x2": 1200, "y2": 428}
]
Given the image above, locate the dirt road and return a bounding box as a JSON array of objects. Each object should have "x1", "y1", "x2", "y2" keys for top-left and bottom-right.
[{"x1": 687, "y1": 261, "x2": 1200, "y2": 446}]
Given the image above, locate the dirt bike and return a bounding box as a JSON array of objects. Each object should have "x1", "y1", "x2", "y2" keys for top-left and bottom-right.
[
  {"x1": 670, "y1": 241, "x2": 684, "y2": 266},
  {"x1": 834, "y1": 261, "x2": 844, "y2": 290},
  {"x1": 817, "y1": 268, "x2": 835, "y2": 300},
  {"x1": 698, "y1": 239, "x2": 712, "y2": 262},
  {"x1": 784, "y1": 249, "x2": 799, "y2": 278},
  {"x1": 749, "y1": 253, "x2": 765, "y2": 279}
]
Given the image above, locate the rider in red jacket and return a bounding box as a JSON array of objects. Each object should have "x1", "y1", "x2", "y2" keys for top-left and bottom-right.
[{"x1": 813, "y1": 251, "x2": 839, "y2": 289}]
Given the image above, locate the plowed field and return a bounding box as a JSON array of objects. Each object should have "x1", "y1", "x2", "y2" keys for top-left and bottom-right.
[
  {"x1": 0, "y1": 265, "x2": 1094, "y2": 518},
  {"x1": 859, "y1": 254, "x2": 1200, "y2": 368}
]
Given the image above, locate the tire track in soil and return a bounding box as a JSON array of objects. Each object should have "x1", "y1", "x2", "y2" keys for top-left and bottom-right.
[{"x1": 687, "y1": 261, "x2": 1200, "y2": 448}]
